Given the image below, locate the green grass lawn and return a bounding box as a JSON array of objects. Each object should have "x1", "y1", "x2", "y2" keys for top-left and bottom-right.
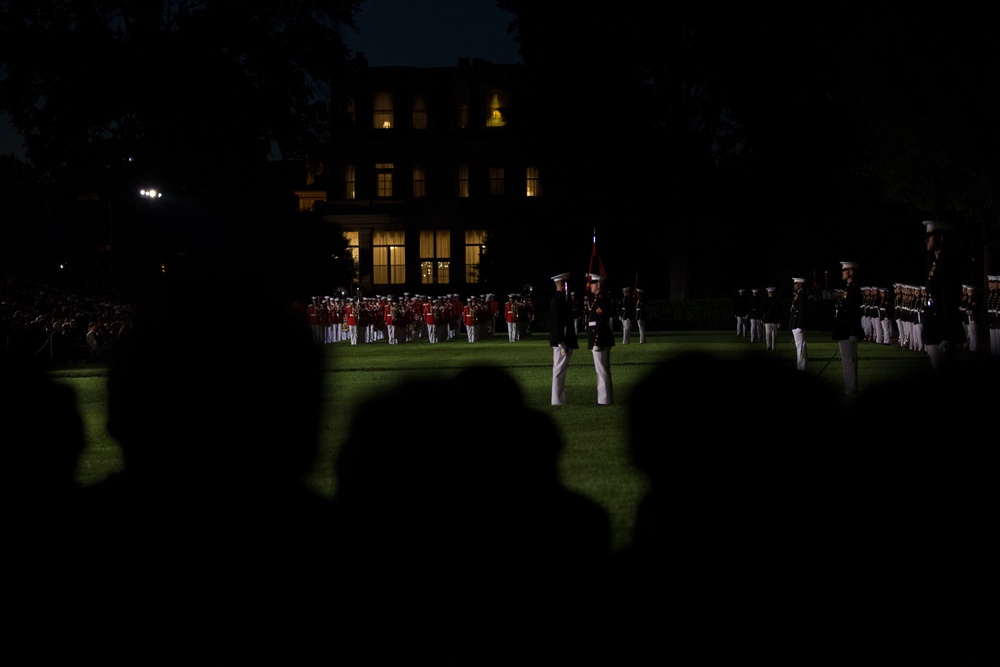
[{"x1": 50, "y1": 328, "x2": 936, "y2": 552}]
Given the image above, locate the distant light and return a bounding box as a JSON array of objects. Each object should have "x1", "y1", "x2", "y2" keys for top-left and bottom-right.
[
  {"x1": 139, "y1": 189, "x2": 162, "y2": 198},
  {"x1": 382, "y1": 121, "x2": 391, "y2": 129}
]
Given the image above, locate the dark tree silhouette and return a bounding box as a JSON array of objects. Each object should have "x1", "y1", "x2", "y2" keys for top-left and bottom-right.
[
  {"x1": 0, "y1": 1, "x2": 360, "y2": 197},
  {"x1": 498, "y1": 4, "x2": 999, "y2": 295},
  {"x1": 0, "y1": 0, "x2": 362, "y2": 293}
]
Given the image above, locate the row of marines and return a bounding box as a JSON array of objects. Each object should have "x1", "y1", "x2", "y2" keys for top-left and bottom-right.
[
  {"x1": 751, "y1": 274, "x2": 999, "y2": 359},
  {"x1": 304, "y1": 292, "x2": 534, "y2": 345},
  {"x1": 867, "y1": 280, "x2": 996, "y2": 354}
]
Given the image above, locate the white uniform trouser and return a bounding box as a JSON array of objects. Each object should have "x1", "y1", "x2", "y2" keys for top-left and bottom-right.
[
  {"x1": 764, "y1": 322, "x2": 778, "y2": 350},
  {"x1": 621, "y1": 318, "x2": 632, "y2": 344},
  {"x1": 637, "y1": 319, "x2": 646, "y2": 343},
  {"x1": 736, "y1": 316, "x2": 747, "y2": 337},
  {"x1": 912, "y1": 322, "x2": 924, "y2": 351},
  {"x1": 750, "y1": 318, "x2": 762, "y2": 342},
  {"x1": 592, "y1": 347, "x2": 613, "y2": 405},
  {"x1": 880, "y1": 318, "x2": 892, "y2": 345},
  {"x1": 793, "y1": 328, "x2": 807, "y2": 371},
  {"x1": 551, "y1": 347, "x2": 572, "y2": 405},
  {"x1": 966, "y1": 322, "x2": 978, "y2": 352},
  {"x1": 839, "y1": 336, "x2": 859, "y2": 395},
  {"x1": 926, "y1": 340, "x2": 955, "y2": 372}
]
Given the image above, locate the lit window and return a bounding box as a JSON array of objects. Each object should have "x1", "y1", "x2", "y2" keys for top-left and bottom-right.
[
  {"x1": 465, "y1": 230, "x2": 486, "y2": 283},
  {"x1": 376, "y1": 163, "x2": 394, "y2": 198},
  {"x1": 413, "y1": 94, "x2": 427, "y2": 130},
  {"x1": 457, "y1": 163, "x2": 469, "y2": 198},
  {"x1": 294, "y1": 191, "x2": 326, "y2": 212},
  {"x1": 343, "y1": 231, "x2": 360, "y2": 269},
  {"x1": 526, "y1": 166, "x2": 541, "y2": 197},
  {"x1": 374, "y1": 92, "x2": 393, "y2": 129},
  {"x1": 373, "y1": 230, "x2": 406, "y2": 285},
  {"x1": 420, "y1": 230, "x2": 451, "y2": 284},
  {"x1": 345, "y1": 165, "x2": 356, "y2": 200},
  {"x1": 413, "y1": 165, "x2": 427, "y2": 198},
  {"x1": 489, "y1": 167, "x2": 504, "y2": 196},
  {"x1": 486, "y1": 92, "x2": 507, "y2": 127}
]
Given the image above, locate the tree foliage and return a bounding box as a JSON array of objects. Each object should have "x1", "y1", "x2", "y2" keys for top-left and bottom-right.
[
  {"x1": 498, "y1": 3, "x2": 999, "y2": 291},
  {"x1": 837, "y1": 8, "x2": 1000, "y2": 273},
  {"x1": 0, "y1": 0, "x2": 360, "y2": 198},
  {"x1": 0, "y1": 0, "x2": 361, "y2": 293}
]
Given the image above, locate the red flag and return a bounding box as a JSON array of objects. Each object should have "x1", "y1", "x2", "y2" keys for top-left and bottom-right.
[{"x1": 587, "y1": 227, "x2": 606, "y2": 286}]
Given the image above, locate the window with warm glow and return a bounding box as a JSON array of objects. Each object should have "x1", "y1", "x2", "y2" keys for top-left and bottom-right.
[
  {"x1": 295, "y1": 191, "x2": 326, "y2": 212},
  {"x1": 489, "y1": 166, "x2": 505, "y2": 196},
  {"x1": 345, "y1": 165, "x2": 356, "y2": 200},
  {"x1": 373, "y1": 230, "x2": 406, "y2": 285},
  {"x1": 457, "y1": 163, "x2": 469, "y2": 198},
  {"x1": 413, "y1": 94, "x2": 427, "y2": 130},
  {"x1": 526, "y1": 166, "x2": 540, "y2": 197},
  {"x1": 413, "y1": 166, "x2": 427, "y2": 198},
  {"x1": 485, "y1": 91, "x2": 507, "y2": 127},
  {"x1": 374, "y1": 92, "x2": 393, "y2": 129},
  {"x1": 420, "y1": 230, "x2": 451, "y2": 284},
  {"x1": 376, "y1": 163, "x2": 394, "y2": 198},
  {"x1": 343, "y1": 231, "x2": 360, "y2": 268},
  {"x1": 465, "y1": 230, "x2": 486, "y2": 283}
]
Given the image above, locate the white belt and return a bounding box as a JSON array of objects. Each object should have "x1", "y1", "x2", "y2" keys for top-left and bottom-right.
[{"x1": 588, "y1": 321, "x2": 597, "y2": 326}]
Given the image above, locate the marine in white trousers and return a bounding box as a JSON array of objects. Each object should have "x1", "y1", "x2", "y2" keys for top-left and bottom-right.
[
  {"x1": 792, "y1": 328, "x2": 808, "y2": 371},
  {"x1": 551, "y1": 346, "x2": 572, "y2": 405},
  {"x1": 592, "y1": 347, "x2": 613, "y2": 405}
]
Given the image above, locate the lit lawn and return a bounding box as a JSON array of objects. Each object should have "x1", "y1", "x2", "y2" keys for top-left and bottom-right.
[{"x1": 52, "y1": 328, "x2": 933, "y2": 552}]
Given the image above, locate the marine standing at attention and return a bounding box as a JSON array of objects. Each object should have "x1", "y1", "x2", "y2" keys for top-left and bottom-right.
[
  {"x1": 832, "y1": 261, "x2": 864, "y2": 396},
  {"x1": 549, "y1": 272, "x2": 579, "y2": 405},
  {"x1": 762, "y1": 286, "x2": 781, "y2": 351},
  {"x1": 789, "y1": 277, "x2": 808, "y2": 371},
  {"x1": 619, "y1": 286, "x2": 635, "y2": 345},
  {"x1": 587, "y1": 273, "x2": 615, "y2": 405},
  {"x1": 922, "y1": 220, "x2": 963, "y2": 371},
  {"x1": 634, "y1": 288, "x2": 647, "y2": 344}
]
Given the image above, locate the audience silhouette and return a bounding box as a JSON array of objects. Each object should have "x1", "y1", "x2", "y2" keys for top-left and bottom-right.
[
  {"x1": 73, "y1": 258, "x2": 335, "y2": 656},
  {"x1": 618, "y1": 350, "x2": 997, "y2": 664},
  {"x1": 331, "y1": 364, "x2": 612, "y2": 657},
  {"x1": 2, "y1": 351, "x2": 88, "y2": 653},
  {"x1": 844, "y1": 357, "x2": 997, "y2": 665},
  {"x1": 616, "y1": 351, "x2": 847, "y2": 664}
]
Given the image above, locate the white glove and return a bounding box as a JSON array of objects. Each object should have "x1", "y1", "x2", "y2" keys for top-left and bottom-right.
[{"x1": 559, "y1": 343, "x2": 567, "y2": 356}]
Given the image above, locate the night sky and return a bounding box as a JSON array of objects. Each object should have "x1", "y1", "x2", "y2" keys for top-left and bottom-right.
[{"x1": 343, "y1": 0, "x2": 520, "y2": 67}]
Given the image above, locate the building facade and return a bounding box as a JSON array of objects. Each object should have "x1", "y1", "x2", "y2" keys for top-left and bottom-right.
[{"x1": 295, "y1": 59, "x2": 550, "y2": 299}]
